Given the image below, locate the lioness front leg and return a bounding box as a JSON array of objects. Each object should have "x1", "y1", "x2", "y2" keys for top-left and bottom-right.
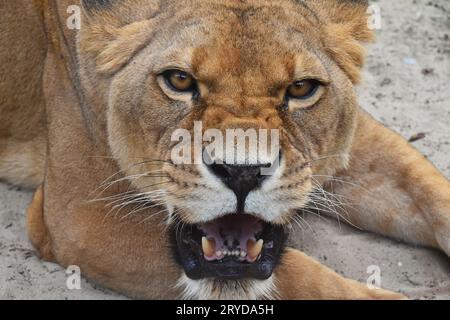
[
  {"x1": 276, "y1": 249, "x2": 405, "y2": 300},
  {"x1": 328, "y1": 110, "x2": 450, "y2": 255}
]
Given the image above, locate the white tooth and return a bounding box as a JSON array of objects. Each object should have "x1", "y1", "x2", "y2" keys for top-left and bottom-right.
[
  {"x1": 247, "y1": 239, "x2": 264, "y2": 261},
  {"x1": 216, "y1": 250, "x2": 222, "y2": 257},
  {"x1": 240, "y1": 251, "x2": 247, "y2": 258},
  {"x1": 233, "y1": 250, "x2": 239, "y2": 256},
  {"x1": 202, "y1": 237, "x2": 215, "y2": 258}
]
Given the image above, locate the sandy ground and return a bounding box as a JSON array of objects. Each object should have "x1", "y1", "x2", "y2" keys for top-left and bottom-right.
[{"x1": 0, "y1": 0, "x2": 449, "y2": 300}]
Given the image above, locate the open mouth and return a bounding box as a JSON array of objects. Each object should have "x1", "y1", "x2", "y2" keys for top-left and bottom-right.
[{"x1": 172, "y1": 213, "x2": 287, "y2": 281}]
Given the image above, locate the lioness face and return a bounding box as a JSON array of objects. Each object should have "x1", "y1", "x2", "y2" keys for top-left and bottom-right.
[{"x1": 80, "y1": 0, "x2": 367, "y2": 298}]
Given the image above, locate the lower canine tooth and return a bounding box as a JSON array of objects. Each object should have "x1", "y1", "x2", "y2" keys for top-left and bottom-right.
[
  {"x1": 202, "y1": 237, "x2": 215, "y2": 258},
  {"x1": 247, "y1": 239, "x2": 264, "y2": 261}
]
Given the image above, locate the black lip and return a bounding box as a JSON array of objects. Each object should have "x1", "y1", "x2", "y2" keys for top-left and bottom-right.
[{"x1": 171, "y1": 214, "x2": 287, "y2": 281}]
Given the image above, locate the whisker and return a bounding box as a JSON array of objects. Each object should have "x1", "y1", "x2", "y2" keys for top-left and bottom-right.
[
  {"x1": 312, "y1": 174, "x2": 371, "y2": 194},
  {"x1": 91, "y1": 158, "x2": 172, "y2": 195},
  {"x1": 96, "y1": 170, "x2": 168, "y2": 196},
  {"x1": 291, "y1": 214, "x2": 314, "y2": 233},
  {"x1": 310, "y1": 153, "x2": 346, "y2": 163}
]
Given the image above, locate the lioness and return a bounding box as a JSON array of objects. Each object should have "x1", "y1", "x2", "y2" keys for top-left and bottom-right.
[{"x1": 1, "y1": 0, "x2": 449, "y2": 300}]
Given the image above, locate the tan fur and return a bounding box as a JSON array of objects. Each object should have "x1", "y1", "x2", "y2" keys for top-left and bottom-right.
[
  {"x1": 1, "y1": 0, "x2": 449, "y2": 300},
  {"x1": 0, "y1": 0, "x2": 47, "y2": 188},
  {"x1": 27, "y1": 185, "x2": 55, "y2": 261}
]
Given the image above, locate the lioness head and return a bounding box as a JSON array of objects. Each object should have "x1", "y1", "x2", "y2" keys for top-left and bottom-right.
[{"x1": 79, "y1": 0, "x2": 372, "y2": 299}]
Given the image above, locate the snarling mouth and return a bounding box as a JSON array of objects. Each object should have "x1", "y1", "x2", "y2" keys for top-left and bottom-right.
[{"x1": 172, "y1": 214, "x2": 287, "y2": 280}]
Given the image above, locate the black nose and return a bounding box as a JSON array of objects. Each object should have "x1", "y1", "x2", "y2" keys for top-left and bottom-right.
[{"x1": 207, "y1": 162, "x2": 270, "y2": 212}]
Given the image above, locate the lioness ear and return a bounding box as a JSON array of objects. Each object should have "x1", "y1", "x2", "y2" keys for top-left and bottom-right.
[
  {"x1": 307, "y1": 0, "x2": 374, "y2": 84},
  {"x1": 79, "y1": 0, "x2": 160, "y2": 74}
]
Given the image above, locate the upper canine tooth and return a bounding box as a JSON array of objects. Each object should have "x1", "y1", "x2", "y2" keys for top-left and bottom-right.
[
  {"x1": 247, "y1": 239, "x2": 264, "y2": 261},
  {"x1": 202, "y1": 237, "x2": 215, "y2": 258}
]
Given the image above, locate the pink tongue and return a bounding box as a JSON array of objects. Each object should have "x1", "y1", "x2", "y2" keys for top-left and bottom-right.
[{"x1": 199, "y1": 215, "x2": 263, "y2": 262}]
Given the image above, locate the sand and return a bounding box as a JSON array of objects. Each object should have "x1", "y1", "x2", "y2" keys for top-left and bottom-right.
[{"x1": 0, "y1": 0, "x2": 449, "y2": 300}]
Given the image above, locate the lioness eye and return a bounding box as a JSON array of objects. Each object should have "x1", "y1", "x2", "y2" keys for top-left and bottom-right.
[
  {"x1": 163, "y1": 70, "x2": 196, "y2": 92},
  {"x1": 287, "y1": 79, "x2": 320, "y2": 100}
]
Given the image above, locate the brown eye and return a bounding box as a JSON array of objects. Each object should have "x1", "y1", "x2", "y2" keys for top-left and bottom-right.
[
  {"x1": 287, "y1": 79, "x2": 320, "y2": 100},
  {"x1": 164, "y1": 70, "x2": 196, "y2": 92}
]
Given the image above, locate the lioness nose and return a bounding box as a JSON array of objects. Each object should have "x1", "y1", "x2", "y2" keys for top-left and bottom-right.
[{"x1": 207, "y1": 162, "x2": 270, "y2": 209}]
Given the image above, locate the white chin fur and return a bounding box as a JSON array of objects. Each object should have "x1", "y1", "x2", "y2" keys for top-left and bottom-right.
[{"x1": 177, "y1": 274, "x2": 278, "y2": 300}]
